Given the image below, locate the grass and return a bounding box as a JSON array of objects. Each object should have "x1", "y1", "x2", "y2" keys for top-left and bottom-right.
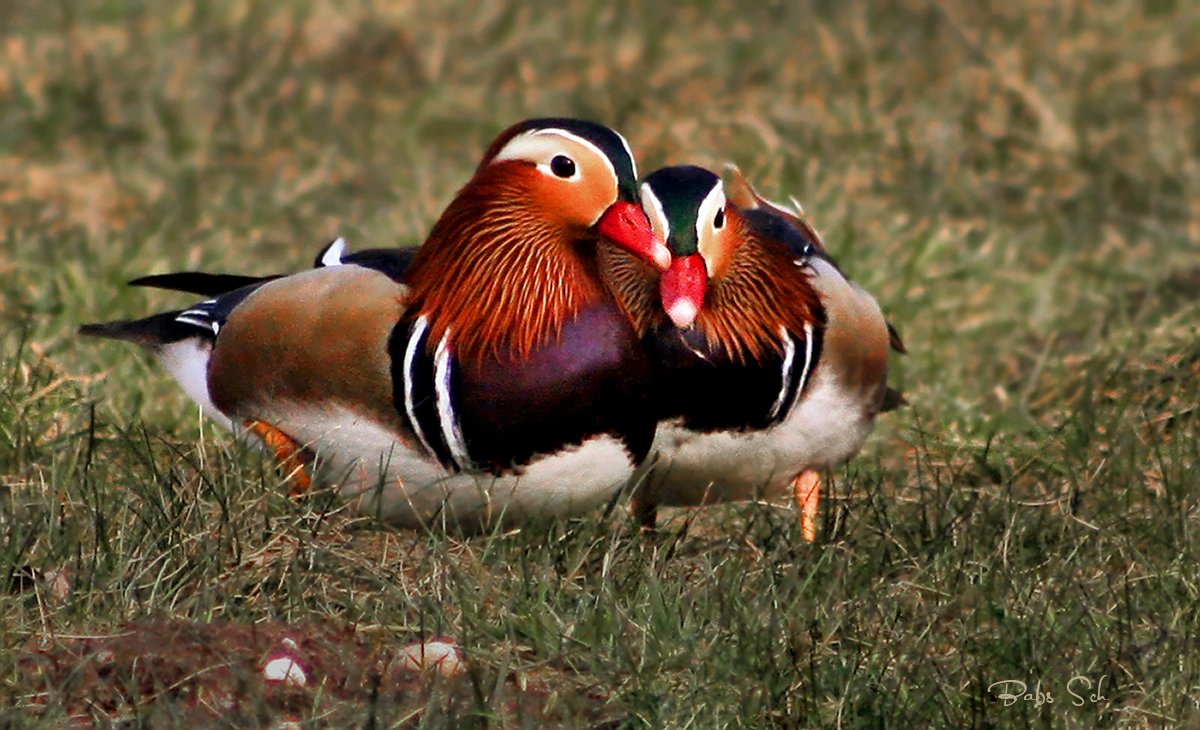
[{"x1": 2, "y1": 0, "x2": 1200, "y2": 726}]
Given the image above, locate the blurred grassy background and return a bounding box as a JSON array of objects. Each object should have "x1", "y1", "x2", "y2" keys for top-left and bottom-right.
[{"x1": 3, "y1": 0, "x2": 1200, "y2": 726}]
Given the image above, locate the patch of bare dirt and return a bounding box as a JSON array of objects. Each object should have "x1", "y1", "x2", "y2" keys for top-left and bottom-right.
[{"x1": 12, "y1": 619, "x2": 625, "y2": 728}]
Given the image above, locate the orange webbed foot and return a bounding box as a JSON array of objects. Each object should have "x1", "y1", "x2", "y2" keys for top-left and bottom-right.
[{"x1": 244, "y1": 419, "x2": 315, "y2": 498}]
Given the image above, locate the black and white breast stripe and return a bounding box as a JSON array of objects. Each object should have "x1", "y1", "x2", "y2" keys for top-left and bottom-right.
[
  {"x1": 759, "y1": 246, "x2": 824, "y2": 425},
  {"x1": 397, "y1": 316, "x2": 472, "y2": 472},
  {"x1": 766, "y1": 322, "x2": 821, "y2": 427},
  {"x1": 433, "y1": 329, "x2": 471, "y2": 469}
]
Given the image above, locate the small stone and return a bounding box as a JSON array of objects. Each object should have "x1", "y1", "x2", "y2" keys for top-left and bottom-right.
[
  {"x1": 394, "y1": 639, "x2": 463, "y2": 676},
  {"x1": 44, "y1": 569, "x2": 72, "y2": 601},
  {"x1": 263, "y1": 653, "x2": 307, "y2": 686}
]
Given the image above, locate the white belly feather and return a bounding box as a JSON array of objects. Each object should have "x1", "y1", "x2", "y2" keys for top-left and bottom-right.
[
  {"x1": 643, "y1": 362, "x2": 877, "y2": 507},
  {"x1": 641, "y1": 257, "x2": 889, "y2": 508},
  {"x1": 272, "y1": 403, "x2": 636, "y2": 528},
  {"x1": 153, "y1": 337, "x2": 237, "y2": 432}
]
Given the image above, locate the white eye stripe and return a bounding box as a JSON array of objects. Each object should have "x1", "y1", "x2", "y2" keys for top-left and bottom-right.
[
  {"x1": 491, "y1": 129, "x2": 616, "y2": 184},
  {"x1": 695, "y1": 182, "x2": 726, "y2": 240},
  {"x1": 614, "y1": 129, "x2": 637, "y2": 180},
  {"x1": 639, "y1": 182, "x2": 670, "y2": 243},
  {"x1": 695, "y1": 181, "x2": 727, "y2": 266}
]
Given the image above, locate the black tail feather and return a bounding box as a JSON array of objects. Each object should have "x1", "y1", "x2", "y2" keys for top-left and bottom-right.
[
  {"x1": 85, "y1": 241, "x2": 421, "y2": 350},
  {"x1": 129, "y1": 272, "x2": 279, "y2": 296},
  {"x1": 340, "y1": 246, "x2": 422, "y2": 283},
  {"x1": 880, "y1": 386, "x2": 908, "y2": 413},
  {"x1": 887, "y1": 321, "x2": 907, "y2": 354},
  {"x1": 79, "y1": 311, "x2": 193, "y2": 347}
]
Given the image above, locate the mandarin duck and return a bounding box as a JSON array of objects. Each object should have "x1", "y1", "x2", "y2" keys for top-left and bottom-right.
[
  {"x1": 81, "y1": 118, "x2": 671, "y2": 531},
  {"x1": 601, "y1": 165, "x2": 903, "y2": 540}
]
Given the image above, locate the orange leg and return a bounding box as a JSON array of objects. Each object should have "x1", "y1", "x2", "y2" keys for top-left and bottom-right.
[
  {"x1": 244, "y1": 419, "x2": 315, "y2": 498},
  {"x1": 793, "y1": 469, "x2": 820, "y2": 543}
]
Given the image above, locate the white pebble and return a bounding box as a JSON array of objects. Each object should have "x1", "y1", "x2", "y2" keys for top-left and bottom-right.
[
  {"x1": 263, "y1": 655, "x2": 307, "y2": 686},
  {"x1": 395, "y1": 640, "x2": 463, "y2": 676}
]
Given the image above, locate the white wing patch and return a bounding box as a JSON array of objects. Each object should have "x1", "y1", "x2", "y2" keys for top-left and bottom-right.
[
  {"x1": 319, "y1": 237, "x2": 348, "y2": 267},
  {"x1": 175, "y1": 301, "x2": 221, "y2": 335}
]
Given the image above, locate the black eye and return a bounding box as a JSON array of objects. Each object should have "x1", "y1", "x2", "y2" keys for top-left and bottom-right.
[
  {"x1": 714, "y1": 208, "x2": 725, "y2": 229},
  {"x1": 550, "y1": 155, "x2": 576, "y2": 178}
]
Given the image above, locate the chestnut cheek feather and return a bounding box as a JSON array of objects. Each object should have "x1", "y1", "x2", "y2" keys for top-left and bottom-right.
[
  {"x1": 597, "y1": 201, "x2": 671, "y2": 271},
  {"x1": 660, "y1": 254, "x2": 707, "y2": 329}
]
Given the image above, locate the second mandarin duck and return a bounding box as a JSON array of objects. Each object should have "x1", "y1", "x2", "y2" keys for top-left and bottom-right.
[{"x1": 602, "y1": 165, "x2": 902, "y2": 540}]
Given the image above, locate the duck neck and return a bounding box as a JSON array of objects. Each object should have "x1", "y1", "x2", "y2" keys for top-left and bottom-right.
[{"x1": 405, "y1": 179, "x2": 604, "y2": 363}]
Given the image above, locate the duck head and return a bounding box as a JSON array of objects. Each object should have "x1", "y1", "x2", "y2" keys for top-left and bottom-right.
[
  {"x1": 640, "y1": 165, "x2": 825, "y2": 363},
  {"x1": 405, "y1": 118, "x2": 669, "y2": 361},
  {"x1": 640, "y1": 166, "x2": 729, "y2": 329}
]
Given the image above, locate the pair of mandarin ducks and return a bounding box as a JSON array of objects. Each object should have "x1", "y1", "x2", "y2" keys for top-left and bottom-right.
[{"x1": 82, "y1": 118, "x2": 904, "y2": 539}]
